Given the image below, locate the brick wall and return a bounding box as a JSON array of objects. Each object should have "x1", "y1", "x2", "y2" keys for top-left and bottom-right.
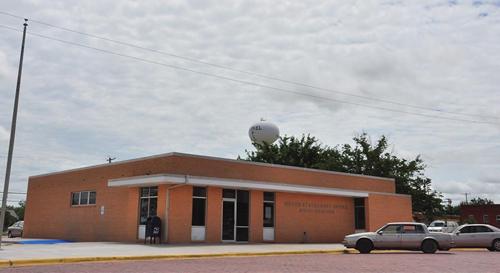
[
  {"x1": 366, "y1": 193, "x2": 413, "y2": 231},
  {"x1": 23, "y1": 153, "x2": 408, "y2": 242},
  {"x1": 274, "y1": 192, "x2": 355, "y2": 243}
]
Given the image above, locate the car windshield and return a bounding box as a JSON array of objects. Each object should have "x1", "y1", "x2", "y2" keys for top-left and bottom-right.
[
  {"x1": 430, "y1": 222, "x2": 444, "y2": 227},
  {"x1": 452, "y1": 226, "x2": 462, "y2": 233}
]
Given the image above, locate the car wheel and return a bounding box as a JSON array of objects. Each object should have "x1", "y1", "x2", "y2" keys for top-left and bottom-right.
[
  {"x1": 421, "y1": 240, "x2": 438, "y2": 254},
  {"x1": 7, "y1": 231, "x2": 12, "y2": 238},
  {"x1": 493, "y1": 239, "x2": 500, "y2": 252},
  {"x1": 356, "y1": 239, "x2": 373, "y2": 254}
]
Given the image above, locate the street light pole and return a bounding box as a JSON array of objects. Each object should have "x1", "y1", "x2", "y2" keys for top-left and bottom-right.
[{"x1": 0, "y1": 19, "x2": 28, "y2": 249}]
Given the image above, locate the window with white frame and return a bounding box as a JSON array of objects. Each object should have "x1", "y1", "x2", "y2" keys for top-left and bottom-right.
[
  {"x1": 71, "y1": 191, "x2": 96, "y2": 206},
  {"x1": 496, "y1": 215, "x2": 500, "y2": 223},
  {"x1": 354, "y1": 198, "x2": 366, "y2": 230},
  {"x1": 483, "y1": 214, "x2": 489, "y2": 223},
  {"x1": 139, "y1": 187, "x2": 158, "y2": 225},
  {"x1": 263, "y1": 192, "x2": 275, "y2": 228},
  {"x1": 191, "y1": 187, "x2": 207, "y2": 226}
]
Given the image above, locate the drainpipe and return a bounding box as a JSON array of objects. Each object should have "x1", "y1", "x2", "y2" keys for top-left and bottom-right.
[{"x1": 164, "y1": 176, "x2": 188, "y2": 243}]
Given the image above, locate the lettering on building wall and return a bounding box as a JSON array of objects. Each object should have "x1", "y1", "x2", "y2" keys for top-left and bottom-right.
[{"x1": 283, "y1": 201, "x2": 348, "y2": 214}]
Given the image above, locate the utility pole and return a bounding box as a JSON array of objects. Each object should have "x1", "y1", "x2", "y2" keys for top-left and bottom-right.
[
  {"x1": 106, "y1": 156, "x2": 116, "y2": 164},
  {"x1": 0, "y1": 19, "x2": 28, "y2": 249},
  {"x1": 464, "y1": 193, "x2": 470, "y2": 204}
]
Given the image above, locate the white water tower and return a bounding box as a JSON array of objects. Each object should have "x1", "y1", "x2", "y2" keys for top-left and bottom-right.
[{"x1": 248, "y1": 119, "x2": 280, "y2": 145}]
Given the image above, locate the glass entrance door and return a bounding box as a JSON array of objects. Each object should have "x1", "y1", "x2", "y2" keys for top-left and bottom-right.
[
  {"x1": 222, "y1": 200, "x2": 235, "y2": 241},
  {"x1": 222, "y1": 189, "x2": 249, "y2": 242}
]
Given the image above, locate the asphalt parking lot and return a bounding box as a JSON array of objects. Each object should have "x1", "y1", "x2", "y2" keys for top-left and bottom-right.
[{"x1": 0, "y1": 250, "x2": 498, "y2": 273}]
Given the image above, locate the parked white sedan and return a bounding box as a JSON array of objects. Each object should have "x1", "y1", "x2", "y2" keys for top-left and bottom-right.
[{"x1": 452, "y1": 224, "x2": 500, "y2": 252}]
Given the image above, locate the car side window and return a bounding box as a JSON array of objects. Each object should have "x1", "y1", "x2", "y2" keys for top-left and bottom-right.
[
  {"x1": 403, "y1": 225, "x2": 424, "y2": 234},
  {"x1": 459, "y1": 226, "x2": 472, "y2": 233},
  {"x1": 415, "y1": 225, "x2": 425, "y2": 233},
  {"x1": 382, "y1": 225, "x2": 401, "y2": 234},
  {"x1": 475, "y1": 226, "x2": 492, "y2": 233}
]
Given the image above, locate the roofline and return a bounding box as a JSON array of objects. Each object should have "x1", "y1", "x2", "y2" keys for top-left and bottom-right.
[
  {"x1": 29, "y1": 152, "x2": 395, "y2": 182},
  {"x1": 30, "y1": 152, "x2": 176, "y2": 179}
]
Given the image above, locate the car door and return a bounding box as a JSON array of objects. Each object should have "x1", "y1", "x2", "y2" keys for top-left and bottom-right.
[
  {"x1": 400, "y1": 224, "x2": 425, "y2": 249},
  {"x1": 374, "y1": 224, "x2": 402, "y2": 249},
  {"x1": 473, "y1": 226, "x2": 494, "y2": 247},
  {"x1": 454, "y1": 226, "x2": 476, "y2": 247}
]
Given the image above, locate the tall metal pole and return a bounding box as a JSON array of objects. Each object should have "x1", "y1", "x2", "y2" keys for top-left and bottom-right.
[{"x1": 0, "y1": 19, "x2": 28, "y2": 249}]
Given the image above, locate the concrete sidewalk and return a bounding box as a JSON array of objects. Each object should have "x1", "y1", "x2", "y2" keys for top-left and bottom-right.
[{"x1": 0, "y1": 241, "x2": 346, "y2": 267}]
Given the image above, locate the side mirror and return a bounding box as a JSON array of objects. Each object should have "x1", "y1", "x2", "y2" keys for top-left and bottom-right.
[
  {"x1": 455, "y1": 231, "x2": 460, "y2": 236},
  {"x1": 377, "y1": 231, "x2": 383, "y2": 235}
]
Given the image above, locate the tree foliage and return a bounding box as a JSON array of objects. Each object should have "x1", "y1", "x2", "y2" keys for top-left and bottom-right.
[
  {"x1": 3, "y1": 201, "x2": 25, "y2": 230},
  {"x1": 462, "y1": 197, "x2": 494, "y2": 206},
  {"x1": 241, "y1": 133, "x2": 444, "y2": 220}
]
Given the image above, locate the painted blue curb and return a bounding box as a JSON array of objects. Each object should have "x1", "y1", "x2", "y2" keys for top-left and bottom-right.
[{"x1": 18, "y1": 239, "x2": 72, "y2": 244}]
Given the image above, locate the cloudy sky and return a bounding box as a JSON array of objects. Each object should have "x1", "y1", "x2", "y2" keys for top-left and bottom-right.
[{"x1": 1, "y1": 0, "x2": 499, "y2": 206}]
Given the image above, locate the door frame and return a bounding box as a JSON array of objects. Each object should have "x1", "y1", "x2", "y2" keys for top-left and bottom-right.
[{"x1": 222, "y1": 197, "x2": 237, "y2": 242}]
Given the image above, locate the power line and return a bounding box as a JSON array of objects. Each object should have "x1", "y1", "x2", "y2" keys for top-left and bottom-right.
[
  {"x1": 0, "y1": 23, "x2": 498, "y2": 125},
  {"x1": 0, "y1": 10, "x2": 498, "y2": 121},
  {"x1": 0, "y1": 192, "x2": 27, "y2": 195}
]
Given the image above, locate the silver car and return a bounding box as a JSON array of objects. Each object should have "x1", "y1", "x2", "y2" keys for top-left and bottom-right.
[
  {"x1": 452, "y1": 224, "x2": 500, "y2": 252},
  {"x1": 428, "y1": 220, "x2": 459, "y2": 233},
  {"x1": 7, "y1": 220, "x2": 23, "y2": 238},
  {"x1": 343, "y1": 222, "x2": 454, "y2": 254}
]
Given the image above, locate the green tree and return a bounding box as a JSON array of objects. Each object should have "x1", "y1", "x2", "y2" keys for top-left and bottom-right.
[
  {"x1": 241, "y1": 133, "x2": 444, "y2": 221},
  {"x1": 3, "y1": 201, "x2": 25, "y2": 231},
  {"x1": 462, "y1": 197, "x2": 494, "y2": 206}
]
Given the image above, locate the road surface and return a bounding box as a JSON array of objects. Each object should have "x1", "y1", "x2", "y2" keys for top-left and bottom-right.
[{"x1": 1, "y1": 250, "x2": 498, "y2": 273}]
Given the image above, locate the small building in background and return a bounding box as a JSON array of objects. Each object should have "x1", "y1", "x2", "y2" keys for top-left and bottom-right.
[{"x1": 460, "y1": 204, "x2": 500, "y2": 228}]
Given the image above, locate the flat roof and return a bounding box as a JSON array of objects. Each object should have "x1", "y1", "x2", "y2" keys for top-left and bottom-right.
[{"x1": 30, "y1": 152, "x2": 394, "y2": 182}]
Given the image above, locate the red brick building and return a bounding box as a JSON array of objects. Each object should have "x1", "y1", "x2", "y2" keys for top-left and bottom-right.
[
  {"x1": 24, "y1": 152, "x2": 412, "y2": 243},
  {"x1": 461, "y1": 204, "x2": 500, "y2": 228}
]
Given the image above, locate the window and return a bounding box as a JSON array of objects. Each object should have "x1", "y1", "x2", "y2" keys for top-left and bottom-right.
[
  {"x1": 460, "y1": 225, "x2": 493, "y2": 233},
  {"x1": 139, "y1": 187, "x2": 158, "y2": 225},
  {"x1": 497, "y1": 215, "x2": 500, "y2": 223},
  {"x1": 223, "y1": 189, "x2": 236, "y2": 199},
  {"x1": 403, "y1": 225, "x2": 424, "y2": 234},
  {"x1": 430, "y1": 221, "x2": 445, "y2": 227},
  {"x1": 459, "y1": 226, "x2": 472, "y2": 233},
  {"x1": 263, "y1": 192, "x2": 275, "y2": 228},
  {"x1": 354, "y1": 198, "x2": 365, "y2": 230},
  {"x1": 71, "y1": 191, "x2": 96, "y2": 206},
  {"x1": 380, "y1": 224, "x2": 401, "y2": 234},
  {"x1": 475, "y1": 226, "x2": 493, "y2": 233},
  {"x1": 236, "y1": 190, "x2": 249, "y2": 241},
  {"x1": 483, "y1": 214, "x2": 489, "y2": 223},
  {"x1": 192, "y1": 187, "x2": 206, "y2": 226}
]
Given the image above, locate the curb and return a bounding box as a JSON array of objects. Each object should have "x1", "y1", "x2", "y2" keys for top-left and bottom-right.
[{"x1": 0, "y1": 249, "x2": 353, "y2": 268}]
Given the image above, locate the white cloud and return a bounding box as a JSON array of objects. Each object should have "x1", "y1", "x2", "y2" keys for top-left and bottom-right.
[
  {"x1": 0, "y1": 0, "x2": 499, "y2": 205},
  {"x1": 0, "y1": 125, "x2": 9, "y2": 142}
]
